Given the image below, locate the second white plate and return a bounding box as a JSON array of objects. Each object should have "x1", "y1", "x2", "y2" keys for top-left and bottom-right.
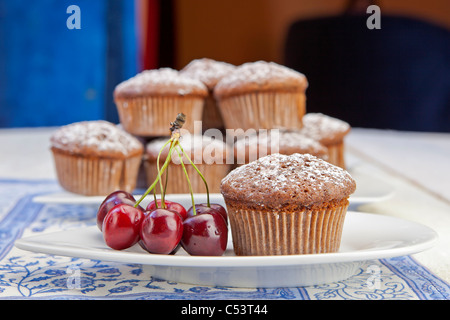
[{"x1": 32, "y1": 169, "x2": 394, "y2": 206}]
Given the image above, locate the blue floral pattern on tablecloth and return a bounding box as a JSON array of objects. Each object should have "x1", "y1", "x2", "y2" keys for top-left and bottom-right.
[{"x1": 0, "y1": 179, "x2": 449, "y2": 300}]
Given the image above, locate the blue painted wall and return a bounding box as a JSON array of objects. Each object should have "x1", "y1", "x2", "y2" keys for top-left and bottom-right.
[{"x1": 0, "y1": 0, "x2": 139, "y2": 128}]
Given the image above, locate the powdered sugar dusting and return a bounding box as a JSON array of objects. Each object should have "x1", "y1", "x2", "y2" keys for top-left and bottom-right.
[
  {"x1": 147, "y1": 134, "x2": 228, "y2": 165},
  {"x1": 180, "y1": 58, "x2": 236, "y2": 90},
  {"x1": 221, "y1": 153, "x2": 356, "y2": 206},
  {"x1": 235, "y1": 129, "x2": 327, "y2": 156},
  {"x1": 214, "y1": 61, "x2": 308, "y2": 97},
  {"x1": 114, "y1": 68, "x2": 208, "y2": 97},
  {"x1": 50, "y1": 121, "x2": 143, "y2": 156},
  {"x1": 301, "y1": 113, "x2": 350, "y2": 143}
]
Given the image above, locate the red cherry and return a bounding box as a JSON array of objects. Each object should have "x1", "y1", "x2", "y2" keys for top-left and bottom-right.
[
  {"x1": 97, "y1": 190, "x2": 142, "y2": 231},
  {"x1": 139, "y1": 239, "x2": 181, "y2": 254},
  {"x1": 102, "y1": 203, "x2": 145, "y2": 250},
  {"x1": 140, "y1": 209, "x2": 184, "y2": 254},
  {"x1": 181, "y1": 213, "x2": 228, "y2": 256},
  {"x1": 169, "y1": 243, "x2": 182, "y2": 255},
  {"x1": 146, "y1": 200, "x2": 188, "y2": 221},
  {"x1": 186, "y1": 203, "x2": 228, "y2": 225}
]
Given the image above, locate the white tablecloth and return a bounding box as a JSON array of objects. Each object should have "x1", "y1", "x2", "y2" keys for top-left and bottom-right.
[{"x1": 0, "y1": 126, "x2": 449, "y2": 300}]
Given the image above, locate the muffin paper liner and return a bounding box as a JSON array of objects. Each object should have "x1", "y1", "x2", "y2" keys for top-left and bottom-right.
[
  {"x1": 324, "y1": 142, "x2": 346, "y2": 169},
  {"x1": 145, "y1": 160, "x2": 231, "y2": 194},
  {"x1": 202, "y1": 94, "x2": 225, "y2": 130},
  {"x1": 115, "y1": 96, "x2": 204, "y2": 136},
  {"x1": 52, "y1": 149, "x2": 142, "y2": 196},
  {"x1": 218, "y1": 92, "x2": 305, "y2": 130},
  {"x1": 224, "y1": 200, "x2": 349, "y2": 256}
]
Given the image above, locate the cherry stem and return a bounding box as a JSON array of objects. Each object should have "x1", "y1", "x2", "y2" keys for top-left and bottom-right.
[
  {"x1": 162, "y1": 140, "x2": 173, "y2": 205},
  {"x1": 134, "y1": 140, "x2": 176, "y2": 208},
  {"x1": 163, "y1": 159, "x2": 169, "y2": 203},
  {"x1": 153, "y1": 191, "x2": 158, "y2": 209},
  {"x1": 133, "y1": 113, "x2": 211, "y2": 212},
  {"x1": 174, "y1": 145, "x2": 196, "y2": 215},
  {"x1": 156, "y1": 139, "x2": 173, "y2": 209},
  {"x1": 177, "y1": 143, "x2": 210, "y2": 208}
]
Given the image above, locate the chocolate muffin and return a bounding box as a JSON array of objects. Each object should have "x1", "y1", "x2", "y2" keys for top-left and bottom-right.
[
  {"x1": 214, "y1": 61, "x2": 308, "y2": 130},
  {"x1": 180, "y1": 58, "x2": 236, "y2": 130},
  {"x1": 114, "y1": 68, "x2": 208, "y2": 136},
  {"x1": 220, "y1": 153, "x2": 356, "y2": 256},
  {"x1": 233, "y1": 129, "x2": 328, "y2": 165},
  {"x1": 50, "y1": 121, "x2": 144, "y2": 196},
  {"x1": 145, "y1": 134, "x2": 231, "y2": 194},
  {"x1": 301, "y1": 113, "x2": 351, "y2": 168}
]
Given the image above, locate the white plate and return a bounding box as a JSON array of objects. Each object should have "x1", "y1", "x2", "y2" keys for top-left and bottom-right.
[
  {"x1": 348, "y1": 171, "x2": 395, "y2": 204},
  {"x1": 32, "y1": 192, "x2": 210, "y2": 208},
  {"x1": 32, "y1": 171, "x2": 394, "y2": 206},
  {"x1": 15, "y1": 210, "x2": 436, "y2": 288}
]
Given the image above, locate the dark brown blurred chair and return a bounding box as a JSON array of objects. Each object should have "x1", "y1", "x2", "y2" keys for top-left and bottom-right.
[{"x1": 284, "y1": 3, "x2": 450, "y2": 132}]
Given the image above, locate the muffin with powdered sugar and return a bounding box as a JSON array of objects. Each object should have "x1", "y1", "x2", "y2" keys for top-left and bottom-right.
[
  {"x1": 145, "y1": 134, "x2": 231, "y2": 194},
  {"x1": 114, "y1": 68, "x2": 208, "y2": 136},
  {"x1": 301, "y1": 113, "x2": 351, "y2": 168},
  {"x1": 180, "y1": 58, "x2": 235, "y2": 130},
  {"x1": 220, "y1": 153, "x2": 356, "y2": 256},
  {"x1": 214, "y1": 61, "x2": 308, "y2": 130},
  {"x1": 233, "y1": 129, "x2": 328, "y2": 165},
  {"x1": 50, "y1": 120, "x2": 143, "y2": 196}
]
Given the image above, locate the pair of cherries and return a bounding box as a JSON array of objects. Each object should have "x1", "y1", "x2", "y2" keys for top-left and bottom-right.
[{"x1": 97, "y1": 190, "x2": 228, "y2": 256}]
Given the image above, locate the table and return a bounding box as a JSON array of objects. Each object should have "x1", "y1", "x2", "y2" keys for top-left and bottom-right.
[{"x1": 0, "y1": 127, "x2": 449, "y2": 300}]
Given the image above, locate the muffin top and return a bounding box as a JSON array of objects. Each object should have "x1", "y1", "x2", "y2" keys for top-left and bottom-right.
[
  {"x1": 146, "y1": 134, "x2": 229, "y2": 165},
  {"x1": 301, "y1": 113, "x2": 351, "y2": 145},
  {"x1": 114, "y1": 68, "x2": 208, "y2": 99},
  {"x1": 180, "y1": 58, "x2": 236, "y2": 90},
  {"x1": 234, "y1": 129, "x2": 328, "y2": 163},
  {"x1": 214, "y1": 61, "x2": 308, "y2": 99},
  {"x1": 50, "y1": 120, "x2": 143, "y2": 158},
  {"x1": 221, "y1": 153, "x2": 356, "y2": 208}
]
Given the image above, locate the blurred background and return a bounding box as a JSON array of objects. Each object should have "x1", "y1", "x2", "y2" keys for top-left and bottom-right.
[{"x1": 0, "y1": 0, "x2": 449, "y2": 131}]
